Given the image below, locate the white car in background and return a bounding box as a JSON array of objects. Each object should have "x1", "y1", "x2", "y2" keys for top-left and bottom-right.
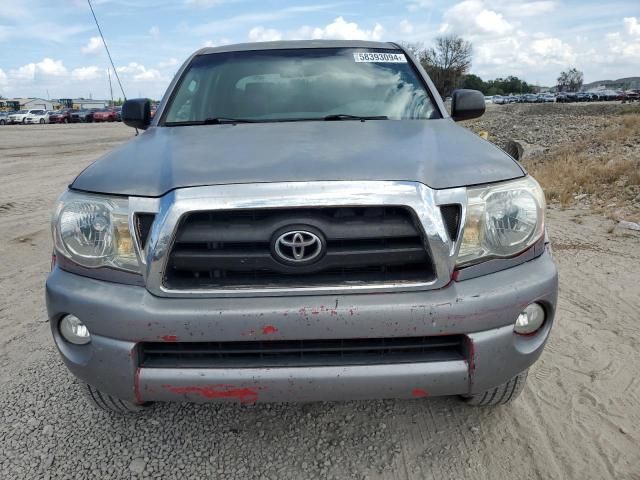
[
  {"x1": 8, "y1": 109, "x2": 42, "y2": 124},
  {"x1": 25, "y1": 110, "x2": 52, "y2": 124}
]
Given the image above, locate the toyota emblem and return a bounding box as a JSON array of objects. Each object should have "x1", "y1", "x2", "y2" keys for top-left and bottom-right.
[{"x1": 273, "y1": 230, "x2": 324, "y2": 264}]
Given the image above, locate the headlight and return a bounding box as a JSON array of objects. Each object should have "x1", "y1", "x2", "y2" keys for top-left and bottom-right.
[
  {"x1": 52, "y1": 190, "x2": 140, "y2": 273},
  {"x1": 457, "y1": 176, "x2": 545, "y2": 266}
]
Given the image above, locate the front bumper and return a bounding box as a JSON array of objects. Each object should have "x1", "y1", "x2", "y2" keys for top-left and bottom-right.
[{"x1": 46, "y1": 250, "x2": 558, "y2": 404}]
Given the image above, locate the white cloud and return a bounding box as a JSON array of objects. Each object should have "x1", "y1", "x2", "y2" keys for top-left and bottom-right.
[
  {"x1": 82, "y1": 36, "x2": 102, "y2": 54},
  {"x1": 598, "y1": 17, "x2": 640, "y2": 63},
  {"x1": 248, "y1": 26, "x2": 283, "y2": 42},
  {"x1": 440, "y1": 1, "x2": 513, "y2": 36},
  {"x1": 116, "y1": 62, "x2": 162, "y2": 81},
  {"x1": 185, "y1": 0, "x2": 226, "y2": 7},
  {"x1": 0, "y1": 68, "x2": 8, "y2": 89},
  {"x1": 624, "y1": 17, "x2": 640, "y2": 36},
  {"x1": 400, "y1": 19, "x2": 414, "y2": 35},
  {"x1": 295, "y1": 16, "x2": 384, "y2": 41},
  {"x1": 149, "y1": 25, "x2": 160, "y2": 38},
  {"x1": 158, "y1": 57, "x2": 179, "y2": 68},
  {"x1": 501, "y1": 1, "x2": 557, "y2": 17},
  {"x1": 529, "y1": 37, "x2": 575, "y2": 65},
  {"x1": 71, "y1": 66, "x2": 102, "y2": 81},
  {"x1": 10, "y1": 58, "x2": 68, "y2": 81},
  {"x1": 407, "y1": 0, "x2": 433, "y2": 12}
]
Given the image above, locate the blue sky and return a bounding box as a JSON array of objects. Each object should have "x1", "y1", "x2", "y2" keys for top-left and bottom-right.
[{"x1": 1, "y1": 0, "x2": 639, "y2": 100}]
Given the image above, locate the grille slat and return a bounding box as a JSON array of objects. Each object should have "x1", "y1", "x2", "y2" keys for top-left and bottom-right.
[
  {"x1": 140, "y1": 336, "x2": 465, "y2": 368},
  {"x1": 164, "y1": 206, "x2": 434, "y2": 290}
]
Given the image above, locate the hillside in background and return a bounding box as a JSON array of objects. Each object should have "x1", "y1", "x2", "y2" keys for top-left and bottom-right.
[{"x1": 583, "y1": 77, "x2": 640, "y2": 90}]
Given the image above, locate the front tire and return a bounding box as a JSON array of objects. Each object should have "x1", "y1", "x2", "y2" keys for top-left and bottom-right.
[
  {"x1": 40, "y1": 119, "x2": 45, "y2": 124},
  {"x1": 82, "y1": 383, "x2": 151, "y2": 414},
  {"x1": 462, "y1": 369, "x2": 528, "y2": 406}
]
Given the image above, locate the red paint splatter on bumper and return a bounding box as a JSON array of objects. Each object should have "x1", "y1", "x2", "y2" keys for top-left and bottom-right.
[
  {"x1": 411, "y1": 388, "x2": 428, "y2": 398},
  {"x1": 163, "y1": 384, "x2": 261, "y2": 404}
]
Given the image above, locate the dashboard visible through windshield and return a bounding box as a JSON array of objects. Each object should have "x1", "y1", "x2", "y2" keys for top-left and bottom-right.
[{"x1": 162, "y1": 48, "x2": 440, "y2": 125}]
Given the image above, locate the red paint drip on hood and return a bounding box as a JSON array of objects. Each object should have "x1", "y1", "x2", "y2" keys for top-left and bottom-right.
[
  {"x1": 165, "y1": 385, "x2": 260, "y2": 404},
  {"x1": 262, "y1": 325, "x2": 278, "y2": 335},
  {"x1": 160, "y1": 335, "x2": 178, "y2": 342}
]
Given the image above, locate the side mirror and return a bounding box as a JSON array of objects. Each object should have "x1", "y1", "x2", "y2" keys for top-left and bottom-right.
[
  {"x1": 122, "y1": 98, "x2": 151, "y2": 130},
  {"x1": 451, "y1": 89, "x2": 485, "y2": 121}
]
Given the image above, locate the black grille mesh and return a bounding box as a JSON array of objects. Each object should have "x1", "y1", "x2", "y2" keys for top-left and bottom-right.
[
  {"x1": 140, "y1": 336, "x2": 465, "y2": 368},
  {"x1": 164, "y1": 207, "x2": 434, "y2": 289}
]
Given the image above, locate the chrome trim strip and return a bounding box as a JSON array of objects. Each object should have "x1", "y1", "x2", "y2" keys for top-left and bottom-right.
[
  {"x1": 134, "y1": 181, "x2": 466, "y2": 298},
  {"x1": 128, "y1": 197, "x2": 160, "y2": 269}
]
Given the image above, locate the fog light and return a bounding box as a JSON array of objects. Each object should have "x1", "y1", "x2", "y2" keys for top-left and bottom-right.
[
  {"x1": 514, "y1": 303, "x2": 545, "y2": 335},
  {"x1": 59, "y1": 314, "x2": 91, "y2": 345}
]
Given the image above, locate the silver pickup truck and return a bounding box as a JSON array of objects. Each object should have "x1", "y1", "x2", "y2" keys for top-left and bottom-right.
[{"x1": 46, "y1": 40, "x2": 557, "y2": 414}]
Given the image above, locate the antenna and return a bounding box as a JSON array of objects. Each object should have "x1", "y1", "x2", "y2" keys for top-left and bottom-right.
[{"x1": 87, "y1": 0, "x2": 127, "y2": 100}]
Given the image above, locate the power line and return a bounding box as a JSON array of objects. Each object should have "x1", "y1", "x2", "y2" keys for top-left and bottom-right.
[{"x1": 87, "y1": 0, "x2": 127, "y2": 100}]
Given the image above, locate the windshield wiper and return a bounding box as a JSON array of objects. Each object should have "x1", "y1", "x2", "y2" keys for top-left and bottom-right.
[
  {"x1": 202, "y1": 117, "x2": 257, "y2": 124},
  {"x1": 323, "y1": 114, "x2": 388, "y2": 121},
  {"x1": 164, "y1": 117, "x2": 257, "y2": 126}
]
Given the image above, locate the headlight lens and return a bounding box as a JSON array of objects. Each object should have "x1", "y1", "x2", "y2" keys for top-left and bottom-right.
[
  {"x1": 457, "y1": 176, "x2": 545, "y2": 266},
  {"x1": 52, "y1": 190, "x2": 140, "y2": 273}
]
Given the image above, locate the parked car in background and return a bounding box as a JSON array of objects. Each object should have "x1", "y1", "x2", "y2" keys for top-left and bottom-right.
[
  {"x1": 92, "y1": 108, "x2": 118, "y2": 122},
  {"x1": 113, "y1": 106, "x2": 122, "y2": 121},
  {"x1": 70, "y1": 108, "x2": 100, "y2": 123},
  {"x1": 523, "y1": 94, "x2": 538, "y2": 103},
  {"x1": 537, "y1": 94, "x2": 555, "y2": 103},
  {"x1": 0, "y1": 111, "x2": 10, "y2": 125},
  {"x1": 25, "y1": 110, "x2": 51, "y2": 124},
  {"x1": 49, "y1": 109, "x2": 74, "y2": 124},
  {"x1": 493, "y1": 95, "x2": 505, "y2": 104},
  {"x1": 8, "y1": 109, "x2": 42, "y2": 124},
  {"x1": 484, "y1": 96, "x2": 493, "y2": 103}
]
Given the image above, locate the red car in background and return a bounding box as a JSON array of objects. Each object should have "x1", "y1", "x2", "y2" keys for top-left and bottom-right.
[
  {"x1": 48, "y1": 109, "x2": 74, "y2": 124},
  {"x1": 92, "y1": 108, "x2": 118, "y2": 122}
]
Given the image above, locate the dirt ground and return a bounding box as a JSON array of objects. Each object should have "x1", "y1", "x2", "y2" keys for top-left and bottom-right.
[{"x1": 1, "y1": 115, "x2": 639, "y2": 479}]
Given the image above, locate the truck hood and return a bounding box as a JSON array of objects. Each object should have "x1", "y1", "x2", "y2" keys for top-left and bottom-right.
[{"x1": 71, "y1": 119, "x2": 524, "y2": 197}]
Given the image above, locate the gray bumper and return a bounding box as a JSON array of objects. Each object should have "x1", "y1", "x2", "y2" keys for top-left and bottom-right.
[{"x1": 46, "y1": 250, "x2": 558, "y2": 404}]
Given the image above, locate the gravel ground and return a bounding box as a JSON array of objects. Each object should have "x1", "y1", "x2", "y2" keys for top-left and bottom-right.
[
  {"x1": 1, "y1": 117, "x2": 639, "y2": 479},
  {"x1": 465, "y1": 101, "x2": 632, "y2": 151}
]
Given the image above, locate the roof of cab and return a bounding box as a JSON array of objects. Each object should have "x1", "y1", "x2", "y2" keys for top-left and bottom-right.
[{"x1": 194, "y1": 40, "x2": 399, "y2": 56}]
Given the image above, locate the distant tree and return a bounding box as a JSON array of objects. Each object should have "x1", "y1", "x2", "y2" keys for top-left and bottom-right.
[
  {"x1": 557, "y1": 68, "x2": 584, "y2": 92},
  {"x1": 461, "y1": 74, "x2": 485, "y2": 91},
  {"x1": 421, "y1": 35, "x2": 472, "y2": 96}
]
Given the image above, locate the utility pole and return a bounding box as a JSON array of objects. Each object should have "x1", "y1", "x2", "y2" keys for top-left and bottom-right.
[{"x1": 107, "y1": 69, "x2": 114, "y2": 106}]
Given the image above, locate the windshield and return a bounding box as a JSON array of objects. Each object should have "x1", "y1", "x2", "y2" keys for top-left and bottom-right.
[{"x1": 163, "y1": 48, "x2": 439, "y2": 125}]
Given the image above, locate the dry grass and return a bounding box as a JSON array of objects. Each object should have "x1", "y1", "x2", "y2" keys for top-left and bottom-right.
[
  {"x1": 620, "y1": 104, "x2": 640, "y2": 115},
  {"x1": 526, "y1": 114, "x2": 640, "y2": 218}
]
